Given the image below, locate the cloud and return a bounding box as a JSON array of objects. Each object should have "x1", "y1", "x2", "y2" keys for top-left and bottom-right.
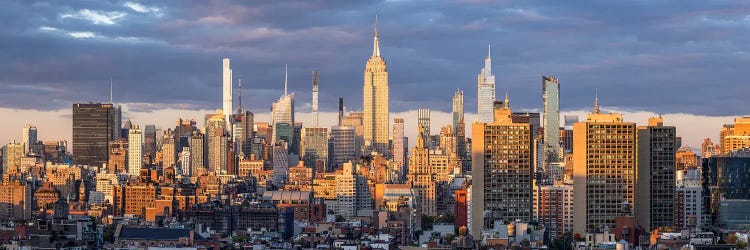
[
  {"x1": 60, "y1": 9, "x2": 127, "y2": 25},
  {"x1": 39, "y1": 26, "x2": 58, "y2": 31},
  {"x1": 68, "y1": 31, "x2": 98, "y2": 38},
  {"x1": 123, "y1": 2, "x2": 161, "y2": 15}
]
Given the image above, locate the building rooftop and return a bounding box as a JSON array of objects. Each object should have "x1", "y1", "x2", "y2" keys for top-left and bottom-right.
[{"x1": 118, "y1": 227, "x2": 203, "y2": 241}]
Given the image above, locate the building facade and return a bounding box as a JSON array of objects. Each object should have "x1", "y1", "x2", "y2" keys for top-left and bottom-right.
[{"x1": 363, "y1": 18, "x2": 390, "y2": 157}]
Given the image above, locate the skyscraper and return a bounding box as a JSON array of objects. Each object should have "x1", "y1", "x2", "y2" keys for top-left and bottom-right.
[
  {"x1": 2, "y1": 142, "x2": 23, "y2": 175},
  {"x1": 206, "y1": 111, "x2": 228, "y2": 174},
  {"x1": 471, "y1": 100, "x2": 533, "y2": 238},
  {"x1": 542, "y1": 76, "x2": 561, "y2": 171},
  {"x1": 143, "y1": 125, "x2": 156, "y2": 161},
  {"x1": 417, "y1": 108, "x2": 431, "y2": 147},
  {"x1": 272, "y1": 65, "x2": 295, "y2": 143},
  {"x1": 72, "y1": 103, "x2": 117, "y2": 167},
  {"x1": 312, "y1": 70, "x2": 319, "y2": 127},
  {"x1": 363, "y1": 16, "x2": 390, "y2": 157},
  {"x1": 232, "y1": 110, "x2": 254, "y2": 159},
  {"x1": 331, "y1": 125, "x2": 356, "y2": 169},
  {"x1": 301, "y1": 127, "x2": 328, "y2": 169},
  {"x1": 452, "y1": 90, "x2": 464, "y2": 131},
  {"x1": 127, "y1": 126, "x2": 143, "y2": 176},
  {"x1": 477, "y1": 46, "x2": 495, "y2": 123},
  {"x1": 342, "y1": 112, "x2": 364, "y2": 156},
  {"x1": 392, "y1": 118, "x2": 405, "y2": 169},
  {"x1": 408, "y1": 124, "x2": 437, "y2": 216},
  {"x1": 22, "y1": 124, "x2": 37, "y2": 155},
  {"x1": 161, "y1": 129, "x2": 176, "y2": 168},
  {"x1": 222, "y1": 58, "x2": 233, "y2": 131},
  {"x1": 572, "y1": 98, "x2": 636, "y2": 233},
  {"x1": 189, "y1": 131, "x2": 205, "y2": 176},
  {"x1": 636, "y1": 116, "x2": 676, "y2": 231}
]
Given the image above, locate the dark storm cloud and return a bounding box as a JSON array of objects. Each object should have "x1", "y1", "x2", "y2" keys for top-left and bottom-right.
[{"x1": 0, "y1": 0, "x2": 748, "y2": 115}]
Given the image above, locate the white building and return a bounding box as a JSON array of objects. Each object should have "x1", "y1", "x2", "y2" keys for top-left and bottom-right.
[
  {"x1": 127, "y1": 126, "x2": 143, "y2": 176},
  {"x1": 335, "y1": 162, "x2": 372, "y2": 217},
  {"x1": 222, "y1": 58, "x2": 232, "y2": 131},
  {"x1": 477, "y1": 45, "x2": 495, "y2": 123},
  {"x1": 22, "y1": 124, "x2": 37, "y2": 154}
]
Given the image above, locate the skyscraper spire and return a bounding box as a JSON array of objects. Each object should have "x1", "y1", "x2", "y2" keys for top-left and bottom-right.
[
  {"x1": 594, "y1": 88, "x2": 600, "y2": 114},
  {"x1": 312, "y1": 70, "x2": 319, "y2": 127},
  {"x1": 284, "y1": 64, "x2": 288, "y2": 96},
  {"x1": 109, "y1": 78, "x2": 113, "y2": 103},
  {"x1": 373, "y1": 15, "x2": 380, "y2": 57}
]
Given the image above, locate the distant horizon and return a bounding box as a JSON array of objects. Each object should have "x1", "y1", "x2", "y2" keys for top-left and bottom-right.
[{"x1": 0, "y1": 105, "x2": 738, "y2": 156}]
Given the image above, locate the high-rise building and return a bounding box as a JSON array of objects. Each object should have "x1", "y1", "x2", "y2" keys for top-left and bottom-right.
[
  {"x1": 335, "y1": 162, "x2": 373, "y2": 217},
  {"x1": 392, "y1": 118, "x2": 406, "y2": 170},
  {"x1": 363, "y1": 17, "x2": 390, "y2": 157},
  {"x1": 222, "y1": 58, "x2": 233, "y2": 131},
  {"x1": 22, "y1": 124, "x2": 37, "y2": 155},
  {"x1": 572, "y1": 98, "x2": 636, "y2": 233},
  {"x1": 272, "y1": 66, "x2": 295, "y2": 144},
  {"x1": 189, "y1": 131, "x2": 205, "y2": 176},
  {"x1": 330, "y1": 125, "x2": 356, "y2": 169},
  {"x1": 312, "y1": 70, "x2": 319, "y2": 127},
  {"x1": 477, "y1": 46, "x2": 495, "y2": 123},
  {"x1": 232, "y1": 110, "x2": 254, "y2": 159},
  {"x1": 143, "y1": 125, "x2": 157, "y2": 161},
  {"x1": 127, "y1": 126, "x2": 143, "y2": 176},
  {"x1": 452, "y1": 90, "x2": 464, "y2": 131},
  {"x1": 417, "y1": 108, "x2": 431, "y2": 147},
  {"x1": 408, "y1": 124, "x2": 437, "y2": 216},
  {"x1": 719, "y1": 117, "x2": 750, "y2": 154},
  {"x1": 108, "y1": 138, "x2": 128, "y2": 173},
  {"x1": 536, "y1": 184, "x2": 574, "y2": 238},
  {"x1": 471, "y1": 100, "x2": 533, "y2": 238},
  {"x1": 2, "y1": 142, "x2": 23, "y2": 175},
  {"x1": 206, "y1": 111, "x2": 229, "y2": 174},
  {"x1": 161, "y1": 129, "x2": 177, "y2": 168},
  {"x1": 439, "y1": 125, "x2": 455, "y2": 156},
  {"x1": 301, "y1": 127, "x2": 328, "y2": 169},
  {"x1": 179, "y1": 147, "x2": 191, "y2": 175},
  {"x1": 542, "y1": 76, "x2": 561, "y2": 168},
  {"x1": 272, "y1": 143, "x2": 289, "y2": 185},
  {"x1": 636, "y1": 116, "x2": 676, "y2": 231},
  {"x1": 0, "y1": 182, "x2": 32, "y2": 221},
  {"x1": 72, "y1": 103, "x2": 117, "y2": 167},
  {"x1": 342, "y1": 112, "x2": 364, "y2": 156}
]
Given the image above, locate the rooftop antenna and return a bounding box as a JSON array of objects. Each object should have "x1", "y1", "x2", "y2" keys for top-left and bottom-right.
[
  {"x1": 109, "y1": 78, "x2": 113, "y2": 103},
  {"x1": 237, "y1": 76, "x2": 243, "y2": 111}
]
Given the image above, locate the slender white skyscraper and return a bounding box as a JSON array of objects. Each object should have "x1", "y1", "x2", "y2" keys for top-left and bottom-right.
[
  {"x1": 128, "y1": 126, "x2": 143, "y2": 176},
  {"x1": 222, "y1": 58, "x2": 233, "y2": 131},
  {"x1": 312, "y1": 70, "x2": 319, "y2": 127},
  {"x1": 477, "y1": 45, "x2": 496, "y2": 123}
]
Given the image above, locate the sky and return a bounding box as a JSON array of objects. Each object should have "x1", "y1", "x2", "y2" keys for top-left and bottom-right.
[{"x1": 1, "y1": 0, "x2": 749, "y2": 150}]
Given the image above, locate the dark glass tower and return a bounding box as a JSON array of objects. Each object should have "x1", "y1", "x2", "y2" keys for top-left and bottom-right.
[{"x1": 72, "y1": 103, "x2": 117, "y2": 167}]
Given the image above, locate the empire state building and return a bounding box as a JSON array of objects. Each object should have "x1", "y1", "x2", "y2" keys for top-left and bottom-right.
[{"x1": 363, "y1": 16, "x2": 390, "y2": 157}]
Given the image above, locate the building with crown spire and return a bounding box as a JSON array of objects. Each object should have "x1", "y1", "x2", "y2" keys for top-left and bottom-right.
[
  {"x1": 363, "y1": 16, "x2": 390, "y2": 158},
  {"x1": 572, "y1": 96, "x2": 636, "y2": 233},
  {"x1": 477, "y1": 45, "x2": 496, "y2": 123},
  {"x1": 272, "y1": 65, "x2": 295, "y2": 145}
]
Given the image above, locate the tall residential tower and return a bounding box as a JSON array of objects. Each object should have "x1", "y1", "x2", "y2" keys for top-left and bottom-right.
[{"x1": 222, "y1": 58, "x2": 233, "y2": 131}]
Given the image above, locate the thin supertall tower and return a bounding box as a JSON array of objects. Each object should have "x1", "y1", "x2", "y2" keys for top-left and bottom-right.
[
  {"x1": 312, "y1": 71, "x2": 319, "y2": 127},
  {"x1": 222, "y1": 58, "x2": 233, "y2": 131},
  {"x1": 477, "y1": 45, "x2": 495, "y2": 123},
  {"x1": 542, "y1": 76, "x2": 561, "y2": 177},
  {"x1": 363, "y1": 15, "x2": 390, "y2": 157}
]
